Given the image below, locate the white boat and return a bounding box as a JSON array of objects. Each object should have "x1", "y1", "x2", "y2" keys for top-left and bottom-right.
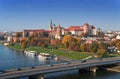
[
  {"x1": 24, "y1": 50, "x2": 37, "y2": 56},
  {"x1": 38, "y1": 53, "x2": 52, "y2": 60},
  {"x1": 4, "y1": 42, "x2": 9, "y2": 46}
]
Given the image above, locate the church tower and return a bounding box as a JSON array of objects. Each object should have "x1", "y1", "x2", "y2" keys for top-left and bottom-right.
[{"x1": 49, "y1": 19, "x2": 53, "y2": 30}]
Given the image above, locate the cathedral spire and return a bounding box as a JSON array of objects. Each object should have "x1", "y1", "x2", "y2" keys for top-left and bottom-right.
[{"x1": 49, "y1": 19, "x2": 53, "y2": 30}]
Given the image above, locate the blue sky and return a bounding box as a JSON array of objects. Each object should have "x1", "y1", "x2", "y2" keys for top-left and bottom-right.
[{"x1": 0, "y1": 0, "x2": 120, "y2": 31}]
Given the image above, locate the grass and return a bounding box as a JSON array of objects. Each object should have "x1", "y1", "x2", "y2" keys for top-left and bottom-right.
[
  {"x1": 9, "y1": 44, "x2": 24, "y2": 51},
  {"x1": 9, "y1": 44, "x2": 92, "y2": 60}
]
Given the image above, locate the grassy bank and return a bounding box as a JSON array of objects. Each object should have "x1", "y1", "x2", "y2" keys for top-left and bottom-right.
[
  {"x1": 8, "y1": 44, "x2": 25, "y2": 52},
  {"x1": 9, "y1": 44, "x2": 91, "y2": 60}
]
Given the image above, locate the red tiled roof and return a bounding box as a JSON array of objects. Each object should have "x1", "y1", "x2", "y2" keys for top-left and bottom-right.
[
  {"x1": 68, "y1": 26, "x2": 83, "y2": 31},
  {"x1": 69, "y1": 26, "x2": 82, "y2": 29},
  {"x1": 64, "y1": 29, "x2": 69, "y2": 31}
]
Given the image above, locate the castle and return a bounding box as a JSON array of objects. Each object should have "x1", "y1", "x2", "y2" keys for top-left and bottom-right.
[
  {"x1": 22, "y1": 20, "x2": 99, "y2": 39},
  {"x1": 48, "y1": 20, "x2": 98, "y2": 39}
]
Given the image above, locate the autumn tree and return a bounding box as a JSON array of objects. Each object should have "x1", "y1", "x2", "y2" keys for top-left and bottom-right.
[
  {"x1": 43, "y1": 42, "x2": 48, "y2": 48},
  {"x1": 97, "y1": 42, "x2": 108, "y2": 57},
  {"x1": 80, "y1": 43, "x2": 86, "y2": 52},
  {"x1": 21, "y1": 41, "x2": 26, "y2": 49},
  {"x1": 66, "y1": 32, "x2": 71, "y2": 35},
  {"x1": 84, "y1": 43, "x2": 91, "y2": 52},
  {"x1": 116, "y1": 41, "x2": 120, "y2": 51},
  {"x1": 62, "y1": 35, "x2": 77, "y2": 48},
  {"x1": 90, "y1": 42, "x2": 98, "y2": 53},
  {"x1": 37, "y1": 41, "x2": 43, "y2": 46},
  {"x1": 97, "y1": 42, "x2": 108, "y2": 51},
  {"x1": 74, "y1": 45, "x2": 80, "y2": 51},
  {"x1": 68, "y1": 42, "x2": 76, "y2": 50},
  {"x1": 76, "y1": 38, "x2": 81, "y2": 46}
]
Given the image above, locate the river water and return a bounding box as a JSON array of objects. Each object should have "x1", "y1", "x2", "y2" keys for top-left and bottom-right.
[{"x1": 0, "y1": 45, "x2": 120, "y2": 79}]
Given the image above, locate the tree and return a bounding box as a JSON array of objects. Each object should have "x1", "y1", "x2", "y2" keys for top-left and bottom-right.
[
  {"x1": 76, "y1": 38, "x2": 81, "y2": 45},
  {"x1": 21, "y1": 42, "x2": 26, "y2": 49},
  {"x1": 90, "y1": 42, "x2": 98, "y2": 53},
  {"x1": 98, "y1": 42, "x2": 108, "y2": 51},
  {"x1": 68, "y1": 44, "x2": 75, "y2": 50},
  {"x1": 80, "y1": 43, "x2": 86, "y2": 52},
  {"x1": 97, "y1": 42, "x2": 108, "y2": 57},
  {"x1": 68, "y1": 42, "x2": 76, "y2": 50},
  {"x1": 97, "y1": 49, "x2": 108, "y2": 58},
  {"x1": 43, "y1": 42, "x2": 48, "y2": 48},
  {"x1": 85, "y1": 43, "x2": 91, "y2": 52},
  {"x1": 116, "y1": 41, "x2": 120, "y2": 51},
  {"x1": 62, "y1": 35, "x2": 77, "y2": 48},
  {"x1": 66, "y1": 32, "x2": 71, "y2": 35},
  {"x1": 37, "y1": 41, "x2": 43, "y2": 46},
  {"x1": 74, "y1": 45, "x2": 80, "y2": 51},
  {"x1": 28, "y1": 36, "x2": 33, "y2": 44}
]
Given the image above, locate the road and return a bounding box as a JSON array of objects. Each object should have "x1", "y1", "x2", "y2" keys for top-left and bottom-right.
[{"x1": 0, "y1": 57, "x2": 120, "y2": 79}]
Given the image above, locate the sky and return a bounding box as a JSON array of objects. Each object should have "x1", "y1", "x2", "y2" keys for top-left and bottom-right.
[{"x1": 0, "y1": 0, "x2": 120, "y2": 32}]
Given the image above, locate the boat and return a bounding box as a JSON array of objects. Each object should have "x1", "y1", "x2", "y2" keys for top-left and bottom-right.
[
  {"x1": 38, "y1": 53, "x2": 52, "y2": 60},
  {"x1": 24, "y1": 50, "x2": 37, "y2": 56},
  {"x1": 4, "y1": 42, "x2": 9, "y2": 46}
]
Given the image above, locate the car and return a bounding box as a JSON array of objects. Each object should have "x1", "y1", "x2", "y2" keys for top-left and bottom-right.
[
  {"x1": 31, "y1": 66, "x2": 35, "y2": 69},
  {"x1": 47, "y1": 64, "x2": 53, "y2": 66},
  {"x1": 0, "y1": 70, "x2": 5, "y2": 74},
  {"x1": 66, "y1": 62, "x2": 71, "y2": 64},
  {"x1": 99, "y1": 58, "x2": 102, "y2": 61},
  {"x1": 81, "y1": 59, "x2": 87, "y2": 62},
  {"x1": 17, "y1": 68, "x2": 22, "y2": 71},
  {"x1": 74, "y1": 66, "x2": 77, "y2": 69}
]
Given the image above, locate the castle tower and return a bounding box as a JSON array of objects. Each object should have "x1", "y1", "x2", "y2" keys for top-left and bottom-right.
[
  {"x1": 55, "y1": 24, "x2": 61, "y2": 39},
  {"x1": 83, "y1": 23, "x2": 89, "y2": 34}
]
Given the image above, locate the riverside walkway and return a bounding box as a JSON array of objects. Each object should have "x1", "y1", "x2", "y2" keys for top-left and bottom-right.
[{"x1": 0, "y1": 57, "x2": 120, "y2": 79}]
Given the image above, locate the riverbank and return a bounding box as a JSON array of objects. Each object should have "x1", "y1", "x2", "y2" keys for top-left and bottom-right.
[
  {"x1": 8, "y1": 44, "x2": 91, "y2": 60},
  {"x1": 8, "y1": 45, "x2": 24, "y2": 52},
  {"x1": 107, "y1": 65, "x2": 120, "y2": 72}
]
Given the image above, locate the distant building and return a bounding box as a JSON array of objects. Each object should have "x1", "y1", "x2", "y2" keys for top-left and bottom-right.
[
  {"x1": 23, "y1": 29, "x2": 48, "y2": 38},
  {"x1": 116, "y1": 34, "x2": 120, "y2": 39}
]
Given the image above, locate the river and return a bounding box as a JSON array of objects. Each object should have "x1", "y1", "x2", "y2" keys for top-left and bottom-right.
[
  {"x1": 0, "y1": 45, "x2": 56, "y2": 70},
  {"x1": 0, "y1": 45, "x2": 120, "y2": 79}
]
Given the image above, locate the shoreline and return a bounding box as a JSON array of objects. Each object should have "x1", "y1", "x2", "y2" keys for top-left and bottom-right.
[
  {"x1": 107, "y1": 65, "x2": 120, "y2": 72},
  {"x1": 7, "y1": 46, "x2": 24, "y2": 52},
  {"x1": 107, "y1": 68, "x2": 120, "y2": 72},
  {"x1": 8, "y1": 45, "x2": 73, "y2": 62}
]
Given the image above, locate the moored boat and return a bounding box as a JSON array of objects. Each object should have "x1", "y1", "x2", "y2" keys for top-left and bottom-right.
[
  {"x1": 38, "y1": 53, "x2": 52, "y2": 60},
  {"x1": 24, "y1": 50, "x2": 37, "y2": 56}
]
